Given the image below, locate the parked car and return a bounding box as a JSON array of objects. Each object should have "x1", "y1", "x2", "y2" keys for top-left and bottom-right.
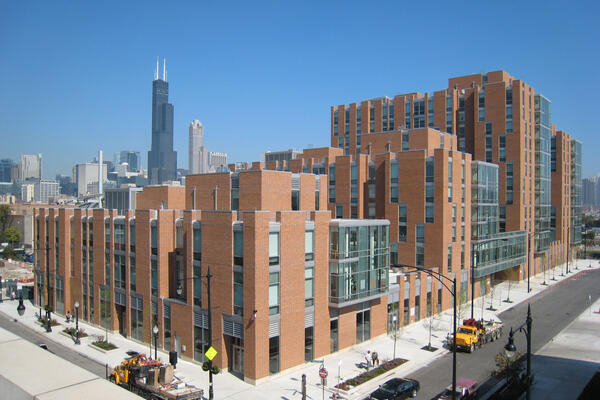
[
  {"x1": 369, "y1": 377, "x2": 420, "y2": 399},
  {"x1": 437, "y1": 378, "x2": 478, "y2": 399}
]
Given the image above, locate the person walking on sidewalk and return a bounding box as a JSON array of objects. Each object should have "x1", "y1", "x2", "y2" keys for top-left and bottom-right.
[
  {"x1": 364, "y1": 350, "x2": 371, "y2": 370},
  {"x1": 372, "y1": 350, "x2": 379, "y2": 367}
]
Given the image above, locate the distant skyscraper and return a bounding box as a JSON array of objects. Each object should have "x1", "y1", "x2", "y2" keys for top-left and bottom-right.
[
  {"x1": 188, "y1": 120, "x2": 209, "y2": 174},
  {"x1": 148, "y1": 58, "x2": 177, "y2": 185},
  {"x1": 0, "y1": 159, "x2": 14, "y2": 182},
  {"x1": 209, "y1": 152, "x2": 228, "y2": 171},
  {"x1": 117, "y1": 151, "x2": 141, "y2": 172},
  {"x1": 18, "y1": 154, "x2": 42, "y2": 181}
]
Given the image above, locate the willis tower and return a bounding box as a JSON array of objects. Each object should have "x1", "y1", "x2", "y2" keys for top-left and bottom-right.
[{"x1": 148, "y1": 58, "x2": 177, "y2": 185}]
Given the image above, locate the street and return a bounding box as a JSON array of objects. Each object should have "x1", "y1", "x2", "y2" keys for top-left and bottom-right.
[
  {"x1": 408, "y1": 268, "x2": 600, "y2": 399},
  {"x1": 0, "y1": 307, "x2": 107, "y2": 378}
]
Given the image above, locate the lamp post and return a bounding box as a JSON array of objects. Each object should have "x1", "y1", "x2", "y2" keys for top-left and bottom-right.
[
  {"x1": 396, "y1": 265, "x2": 457, "y2": 400},
  {"x1": 504, "y1": 304, "x2": 533, "y2": 400},
  {"x1": 153, "y1": 324, "x2": 159, "y2": 360},
  {"x1": 392, "y1": 314, "x2": 398, "y2": 360},
  {"x1": 176, "y1": 268, "x2": 215, "y2": 400},
  {"x1": 17, "y1": 293, "x2": 26, "y2": 316},
  {"x1": 566, "y1": 226, "x2": 570, "y2": 274},
  {"x1": 74, "y1": 301, "x2": 80, "y2": 345},
  {"x1": 471, "y1": 253, "x2": 476, "y2": 320},
  {"x1": 0, "y1": 275, "x2": 3, "y2": 303}
]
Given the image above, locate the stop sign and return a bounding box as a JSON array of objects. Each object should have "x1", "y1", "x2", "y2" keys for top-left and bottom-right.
[{"x1": 319, "y1": 367, "x2": 328, "y2": 379}]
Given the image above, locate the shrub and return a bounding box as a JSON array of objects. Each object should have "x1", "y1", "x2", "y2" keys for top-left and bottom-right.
[
  {"x1": 63, "y1": 327, "x2": 88, "y2": 338},
  {"x1": 38, "y1": 316, "x2": 60, "y2": 327},
  {"x1": 92, "y1": 340, "x2": 117, "y2": 351},
  {"x1": 335, "y1": 358, "x2": 408, "y2": 390}
]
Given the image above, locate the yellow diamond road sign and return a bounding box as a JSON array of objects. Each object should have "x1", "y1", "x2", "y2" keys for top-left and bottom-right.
[{"x1": 205, "y1": 346, "x2": 218, "y2": 361}]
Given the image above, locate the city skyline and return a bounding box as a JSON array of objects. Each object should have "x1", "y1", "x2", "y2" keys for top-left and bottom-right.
[{"x1": 1, "y1": 1, "x2": 598, "y2": 178}]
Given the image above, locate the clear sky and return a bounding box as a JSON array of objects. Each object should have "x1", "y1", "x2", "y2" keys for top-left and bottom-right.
[{"x1": 1, "y1": 0, "x2": 599, "y2": 178}]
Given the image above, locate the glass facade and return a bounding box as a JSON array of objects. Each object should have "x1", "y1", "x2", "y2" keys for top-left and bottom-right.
[
  {"x1": 471, "y1": 161, "x2": 499, "y2": 240},
  {"x1": 471, "y1": 161, "x2": 527, "y2": 278},
  {"x1": 329, "y1": 220, "x2": 389, "y2": 306},
  {"x1": 534, "y1": 95, "x2": 552, "y2": 253}
]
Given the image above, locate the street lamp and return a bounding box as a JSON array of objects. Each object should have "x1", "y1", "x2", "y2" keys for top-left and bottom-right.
[
  {"x1": 392, "y1": 314, "x2": 398, "y2": 360},
  {"x1": 176, "y1": 268, "x2": 216, "y2": 400},
  {"x1": 396, "y1": 264, "x2": 457, "y2": 400},
  {"x1": 74, "y1": 301, "x2": 80, "y2": 345},
  {"x1": 504, "y1": 304, "x2": 533, "y2": 400},
  {"x1": 153, "y1": 324, "x2": 159, "y2": 360},
  {"x1": 0, "y1": 275, "x2": 3, "y2": 303},
  {"x1": 17, "y1": 294, "x2": 26, "y2": 316}
]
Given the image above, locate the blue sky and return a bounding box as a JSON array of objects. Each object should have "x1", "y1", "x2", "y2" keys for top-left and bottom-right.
[{"x1": 1, "y1": 0, "x2": 599, "y2": 178}]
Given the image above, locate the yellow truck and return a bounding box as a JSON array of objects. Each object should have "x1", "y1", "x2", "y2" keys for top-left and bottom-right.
[
  {"x1": 451, "y1": 318, "x2": 503, "y2": 353},
  {"x1": 110, "y1": 352, "x2": 203, "y2": 400}
]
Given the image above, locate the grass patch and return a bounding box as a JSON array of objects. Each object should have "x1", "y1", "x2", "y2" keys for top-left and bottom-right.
[
  {"x1": 38, "y1": 317, "x2": 60, "y2": 327},
  {"x1": 92, "y1": 340, "x2": 117, "y2": 351},
  {"x1": 63, "y1": 327, "x2": 88, "y2": 338},
  {"x1": 335, "y1": 358, "x2": 408, "y2": 391}
]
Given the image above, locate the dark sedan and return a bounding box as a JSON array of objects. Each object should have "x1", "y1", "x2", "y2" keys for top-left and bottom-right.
[{"x1": 368, "y1": 377, "x2": 420, "y2": 400}]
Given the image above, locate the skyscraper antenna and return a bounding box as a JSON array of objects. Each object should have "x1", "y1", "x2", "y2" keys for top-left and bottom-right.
[
  {"x1": 163, "y1": 58, "x2": 166, "y2": 81},
  {"x1": 155, "y1": 57, "x2": 159, "y2": 80}
]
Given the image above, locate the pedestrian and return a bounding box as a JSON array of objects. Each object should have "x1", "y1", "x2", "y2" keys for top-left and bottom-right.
[
  {"x1": 66, "y1": 310, "x2": 71, "y2": 323},
  {"x1": 364, "y1": 350, "x2": 371, "y2": 370},
  {"x1": 372, "y1": 350, "x2": 379, "y2": 367}
]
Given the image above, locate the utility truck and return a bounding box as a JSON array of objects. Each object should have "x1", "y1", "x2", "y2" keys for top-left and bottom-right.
[
  {"x1": 451, "y1": 318, "x2": 503, "y2": 353},
  {"x1": 109, "y1": 352, "x2": 203, "y2": 400}
]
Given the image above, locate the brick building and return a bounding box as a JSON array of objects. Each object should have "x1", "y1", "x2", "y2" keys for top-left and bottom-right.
[{"x1": 34, "y1": 170, "x2": 389, "y2": 383}]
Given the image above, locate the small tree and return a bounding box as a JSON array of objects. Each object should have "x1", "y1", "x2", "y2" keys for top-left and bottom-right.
[
  {"x1": 422, "y1": 313, "x2": 441, "y2": 351},
  {"x1": 493, "y1": 350, "x2": 524, "y2": 384},
  {"x1": 5, "y1": 227, "x2": 21, "y2": 248},
  {"x1": 0, "y1": 204, "x2": 13, "y2": 242}
]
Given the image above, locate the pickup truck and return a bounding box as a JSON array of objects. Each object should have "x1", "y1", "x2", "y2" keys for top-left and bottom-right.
[
  {"x1": 438, "y1": 378, "x2": 478, "y2": 399},
  {"x1": 451, "y1": 318, "x2": 503, "y2": 352}
]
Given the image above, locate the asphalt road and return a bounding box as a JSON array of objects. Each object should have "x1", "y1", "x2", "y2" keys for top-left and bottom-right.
[
  {"x1": 0, "y1": 307, "x2": 108, "y2": 378},
  {"x1": 407, "y1": 267, "x2": 600, "y2": 400}
]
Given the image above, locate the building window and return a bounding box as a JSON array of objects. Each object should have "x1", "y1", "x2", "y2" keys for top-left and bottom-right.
[
  {"x1": 194, "y1": 325, "x2": 210, "y2": 363},
  {"x1": 499, "y1": 135, "x2": 506, "y2": 162},
  {"x1": 269, "y1": 337, "x2": 280, "y2": 375},
  {"x1": 234, "y1": 271, "x2": 243, "y2": 316},
  {"x1": 129, "y1": 220, "x2": 135, "y2": 252},
  {"x1": 269, "y1": 272, "x2": 280, "y2": 315},
  {"x1": 448, "y1": 244, "x2": 452, "y2": 273},
  {"x1": 305, "y1": 327, "x2": 314, "y2": 362},
  {"x1": 402, "y1": 131, "x2": 409, "y2": 151},
  {"x1": 426, "y1": 205, "x2": 434, "y2": 223},
  {"x1": 305, "y1": 267, "x2": 314, "y2": 307},
  {"x1": 231, "y1": 230, "x2": 243, "y2": 267},
  {"x1": 330, "y1": 319, "x2": 338, "y2": 353},
  {"x1": 506, "y1": 163, "x2": 514, "y2": 204},
  {"x1": 426, "y1": 158, "x2": 434, "y2": 183},
  {"x1": 305, "y1": 230, "x2": 314, "y2": 261},
  {"x1": 130, "y1": 254, "x2": 136, "y2": 292},
  {"x1": 356, "y1": 309, "x2": 370, "y2": 343},
  {"x1": 131, "y1": 303, "x2": 143, "y2": 341},
  {"x1": 292, "y1": 190, "x2": 300, "y2": 211},
  {"x1": 151, "y1": 258, "x2": 158, "y2": 297},
  {"x1": 336, "y1": 204, "x2": 343, "y2": 218},
  {"x1": 269, "y1": 232, "x2": 279, "y2": 266}
]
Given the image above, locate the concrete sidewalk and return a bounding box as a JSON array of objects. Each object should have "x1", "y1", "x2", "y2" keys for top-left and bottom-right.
[
  {"x1": 531, "y1": 291, "x2": 600, "y2": 399},
  {"x1": 1, "y1": 259, "x2": 596, "y2": 400}
]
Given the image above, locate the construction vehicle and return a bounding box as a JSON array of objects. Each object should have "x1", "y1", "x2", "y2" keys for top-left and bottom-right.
[
  {"x1": 451, "y1": 318, "x2": 503, "y2": 353},
  {"x1": 109, "y1": 352, "x2": 203, "y2": 400}
]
